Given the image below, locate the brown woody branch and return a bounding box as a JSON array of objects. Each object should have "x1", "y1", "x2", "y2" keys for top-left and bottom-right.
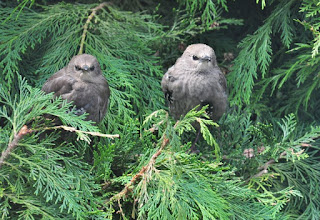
[
  {"x1": 109, "y1": 135, "x2": 169, "y2": 204},
  {"x1": 0, "y1": 123, "x2": 118, "y2": 169},
  {"x1": 108, "y1": 113, "x2": 173, "y2": 208},
  {"x1": 78, "y1": 2, "x2": 109, "y2": 55},
  {"x1": 0, "y1": 125, "x2": 32, "y2": 169},
  {"x1": 41, "y1": 125, "x2": 119, "y2": 139},
  {"x1": 244, "y1": 139, "x2": 318, "y2": 183},
  {"x1": 246, "y1": 151, "x2": 287, "y2": 182}
]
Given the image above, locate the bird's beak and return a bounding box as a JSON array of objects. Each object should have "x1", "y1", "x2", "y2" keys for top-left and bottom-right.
[
  {"x1": 201, "y1": 56, "x2": 211, "y2": 62},
  {"x1": 83, "y1": 65, "x2": 89, "y2": 71}
]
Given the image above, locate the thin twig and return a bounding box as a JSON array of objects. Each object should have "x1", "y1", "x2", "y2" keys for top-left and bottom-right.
[
  {"x1": 116, "y1": 199, "x2": 126, "y2": 219},
  {"x1": 246, "y1": 151, "x2": 287, "y2": 182},
  {"x1": 109, "y1": 135, "x2": 170, "y2": 204},
  {"x1": 78, "y1": 2, "x2": 109, "y2": 55},
  {"x1": 107, "y1": 115, "x2": 175, "y2": 216},
  {"x1": 0, "y1": 123, "x2": 118, "y2": 169},
  {"x1": 41, "y1": 125, "x2": 119, "y2": 139},
  {"x1": 0, "y1": 125, "x2": 32, "y2": 169}
]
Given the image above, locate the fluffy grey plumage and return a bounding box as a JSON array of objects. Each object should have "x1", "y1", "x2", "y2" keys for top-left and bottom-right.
[
  {"x1": 42, "y1": 54, "x2": 110, "y2": 123},
  {"x1": 161, "y1": 44, "x2": 228, "y2": 121}
]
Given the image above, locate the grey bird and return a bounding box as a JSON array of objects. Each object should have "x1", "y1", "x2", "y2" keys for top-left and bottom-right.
[
  {"x1": 161, "y1": 44, "x2": 228, "y2": 150},
  {"x1": 42, "y1": 54, "x2": 110, "y2": 124},
  {"x1": 161, "y1": 43, "x2": 227, "y2": 121}
]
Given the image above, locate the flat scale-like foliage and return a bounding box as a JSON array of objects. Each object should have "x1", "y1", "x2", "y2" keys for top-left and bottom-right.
[{"x1": 0, "y1": 0, "x2": 320, "y2": 219}]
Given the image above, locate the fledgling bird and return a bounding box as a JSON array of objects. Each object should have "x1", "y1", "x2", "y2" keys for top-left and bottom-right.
[
  {"x1": 161, "y1": 44, "x2": 228, "y2": 150},
  {"x1": 161, "y1": 43, "x2": 227, "y2": 121},
  {"x1": 42, "y1": 54, "x2": 110, "y2": 124}
]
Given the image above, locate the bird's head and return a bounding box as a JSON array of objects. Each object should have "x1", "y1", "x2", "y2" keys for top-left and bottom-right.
[
  {"x1": 67, "y1": 54, "x2": 102, "y2": 82},
  {"x1": 182, "y1": 44, "x2": 217, "y2": 72}
]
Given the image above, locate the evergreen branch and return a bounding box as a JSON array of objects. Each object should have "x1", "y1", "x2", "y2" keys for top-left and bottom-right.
[
  {"x1": 298, "y1": 2, "x2": 320, "y2": 57},
  {"x1": 177, "y1": 0, "x2": 229, "y2": 28},
  {"x1": 108, "y1": 118, "x2": 182, "y2": 217},
  {"x1": 78, "y1": 2, "x2": 109, "y2": 55},
  {"x1": 246, "y1": 151, "x2": 287, "y2": 182},
  {"x1": 109, "y1": 135, "x2": 170, "y2": 204},
  {"x1": 3, "y1": 192, "x2": 56, "y2": 219},
  {"x1": 0, "y1": 125, "x2": 32, "y2": 169},
  {"x1": 246, "y1": 132, "x2": 317, "y2": 182},
  {"x1": 228, "y1": 0, "x2": 295, "y2": 106},
  {"x1": 2, "y1": 0, "x2": 35, "y2": 24},
  {"x1": 256, "y1": 0, "x2": 266, "y2": 9},
  {"x1": 0, "y1": 122, "x2": 113, "y2": 169}
]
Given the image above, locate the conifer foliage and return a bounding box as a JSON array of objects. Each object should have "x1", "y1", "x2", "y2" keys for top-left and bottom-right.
[{"x1": 0, "y1": 0, "x2": 320, "y2": 219}]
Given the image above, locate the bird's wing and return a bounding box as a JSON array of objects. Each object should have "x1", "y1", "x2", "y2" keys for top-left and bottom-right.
[
  {"x1": 98, "y1": 81, "x2": 110, "y2": 122},
  {"x1": 161, "y1": 67, "x2": 175, "y2": 103},
  {"x1": 218, "y1": 70, "x2": 227, "y2": 92},
  {"x1": 42, "y1": 68, "x2": 76, "y2": 96},
  {"x1": 203, "y1": 68, "x2": 228, "y2": 121}
]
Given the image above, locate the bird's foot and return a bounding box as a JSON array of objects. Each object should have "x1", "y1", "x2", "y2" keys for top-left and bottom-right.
[{"x1": 74, "y1": 107, "x2": 86, "y2": 116}]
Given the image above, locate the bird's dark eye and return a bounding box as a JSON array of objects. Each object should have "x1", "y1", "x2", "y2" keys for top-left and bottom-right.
[
  {"x1": 89, "y1": 66, "x2": 95, "y2": 71},
  {"x1": 75, "y1": 65, "x2": 81, "y2": 71},
  {"x1": 192, "y1": 55, "x2": 199, "y2": 60}
]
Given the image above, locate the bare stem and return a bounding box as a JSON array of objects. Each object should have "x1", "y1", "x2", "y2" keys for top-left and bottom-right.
[
  {"x1": 0, "y1": 125, "x2": 32, "y2": 169},
  {"x1": 246, "y1": 151, "x2": 287, "y2": 182},
  {"x1": 0, "y1": 123, "x2": 118, "y2": 169},
  {"x1": 108, "y1": 135, "x2": 170, "y2": 205},
  {"x1": 41, "y1": 125, "x2": 119, "y2": 139},
  {"x1": 78, "y1": 2, "x2": 109, "y2": 55}
]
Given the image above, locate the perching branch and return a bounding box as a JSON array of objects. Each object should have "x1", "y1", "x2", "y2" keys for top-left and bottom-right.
[
  {"x1": 78, "y1": 2, "x2": 109, "y2": 55},
  {"x1": 0, "y1": 123, "x2": 119, "y2": 169},
  {"x1": 42, "y1": 125, "x2": 120, "y2": 139},
  {"x1": 0, "y1": 125, "x2": 32, "y2": 169}
]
